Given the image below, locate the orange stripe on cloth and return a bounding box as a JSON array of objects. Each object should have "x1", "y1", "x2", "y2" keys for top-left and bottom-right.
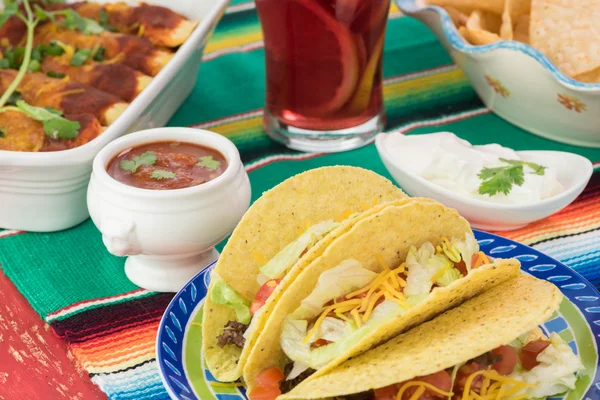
[{"x1": 494, "y1": 192, "x2": 600, "y2": 244}]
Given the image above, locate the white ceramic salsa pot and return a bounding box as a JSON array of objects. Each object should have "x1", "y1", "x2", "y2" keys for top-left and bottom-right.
[{"x1": 88, "y1": 128, "x2": 251, "y2": 292}]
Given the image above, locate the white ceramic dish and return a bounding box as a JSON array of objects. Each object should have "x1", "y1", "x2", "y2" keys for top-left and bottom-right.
[
  {"x1": 376, "y1": 132, "x2": 593, "y2": 231},
  {"x1": 0, "y1": 0, "x2": 229, "y2": 232},
  {"x1": 395, "y1": 0, "x2": 600, "y2": 148},
  {"x1": 88, "y1": 127, "x2": 251, "y2": 292}
]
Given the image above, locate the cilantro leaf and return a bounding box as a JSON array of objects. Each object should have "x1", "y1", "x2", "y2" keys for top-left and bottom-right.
[
  {"x1": 43, "y1": 41, "x2": 66, "y2": 56},
  {"x1": 6, "y1": 91, "x2": 23, "y2": 106},
  {"x1": 0, "y1": 2, "x2": 18, "y2": 30},
  {"x1": 151, "y1": 170, "x2": 176, "y2": 180},
  {"x1": 119, "y1": 151, "x2": 157, "y2": 173},
  {"x1": 46, "y1": 70, "x2": 66, "y2": 78},
  {"x1": 196, "y1": 156, "x2": 221, "y2": 171},
  {"x1": 0, "y1": 129, "x2": 4, "y2": 138},
  {"x1": 35, "y1": 6, "x2": 104, "y2": 35},
  {"x1": 478, "y1": 165, "x2": 524, "y2": 196},
  {"x1": 498, "y1": 158, "x2": 546, "y2": 176},
  {"x1": 92, "y1": 46, "x2": 105, "y2": 62},
  {"x1": 478, "y1": 158, "x2": 546, "y2": 197},
  {"x1": 69, "y1": 48, "x2": 91, "y2": 66},
  {"x1": 98, "y1": 9, "x2": 117, "y2": 32},
  {"x1": 27, "y1": 58, "x2": 40, "y2": 72},
  {"x1": 15, "y1": 100, "x2": 80, "y2": 139}
]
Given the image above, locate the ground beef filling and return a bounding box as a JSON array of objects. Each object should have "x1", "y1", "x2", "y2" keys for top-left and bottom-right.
[
  {"x1": 216, "y1": 321, "x2": 248, "y2": 349},
  {"x1": 280, "y1": 363, "x2": 317, "y2": 394}
]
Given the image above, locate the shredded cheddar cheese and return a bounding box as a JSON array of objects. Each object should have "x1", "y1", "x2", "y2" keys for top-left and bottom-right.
[
  {"x1": 138, "y1": 24, "x2": 146, "y2": 37},
  {"x1": 210, "y1": 381, "x2": 244, "y2": 388},
  {"x1": 473, "y1": 252, "x2": 491, "y2": 269},
  {"x1": 303, "y1": 261, "x2": 409, "y2": 343},
  {"x1": 431, "y1": 260, "x2": 454, "y2": 282},
  {"x1": 396, "y1": 381, "x2": 454, "y2": 400},
  {"x1": 460, "y1": 369, "x2": 537, "y2": 400}
]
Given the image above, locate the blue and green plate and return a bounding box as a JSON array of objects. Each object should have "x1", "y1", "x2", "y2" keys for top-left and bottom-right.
[{"x1": 157, "y1": 230, "x2": 600, "y2": 400}]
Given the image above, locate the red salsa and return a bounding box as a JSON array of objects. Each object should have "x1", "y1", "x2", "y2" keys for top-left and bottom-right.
[{"x1": 107, "y1": 141, "x2": 228, "y2": 190}]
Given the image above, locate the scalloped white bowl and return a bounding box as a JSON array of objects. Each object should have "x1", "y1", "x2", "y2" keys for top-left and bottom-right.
[{"x1": 395, "y1": 0, "x2": 600, "y2": 148}]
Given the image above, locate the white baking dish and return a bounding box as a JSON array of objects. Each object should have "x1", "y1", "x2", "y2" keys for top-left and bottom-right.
[{"x1": 0, "y1": 0, "x2": 230, "y2": 232}]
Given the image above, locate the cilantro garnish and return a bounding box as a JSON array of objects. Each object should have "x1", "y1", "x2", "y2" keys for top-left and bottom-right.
[
  {"x1": 151, "y1": 170, "x2": 176, "y2": 180},
  {"x1": 6, "y1": 91, "x2": 23, "y2": 106},
  {"x1": 0, "y1": 129, "x2": 4, "y2": 138},
  {"x1": 46, "y1": 70, "x2": 66, "y2": 78},
  {"x1": 196, "y1": 156, "x2": 221, "y2": 171},
  {"x1": 98, "y1": 9, "x2": 117, "y2": 32},
  {"x1": 92, "y1": 46, "x2": 106, "y2": 62},
  {"x1": 27, "y1": 58, "x2": 40, "y2": 72},
  {"x1": 44, "y1": 41, "x2": 65, "y2": 56},
  {"x1": 34, "y1": 6, "x2": 104, "y2": 35},
  {"x1": 478, "y1": 158, "x2": 546, "y2": 196},
  {"x1": 69, "y1": 48, "x2": 91, "y2": 66},
  {"x1": 0, "y1": 0, "x2": 42, "y2": 109},
  {"x1": 119, "y1": 151, "x2": 157, "y2": 173},
  {"x1": 13, "y1": 100, "x2": 80, "y2": 139}
]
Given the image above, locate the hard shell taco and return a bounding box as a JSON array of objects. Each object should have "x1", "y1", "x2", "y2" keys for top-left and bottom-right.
[
  {"x1": 278, "y1": 274, "x2": 583, "y2": 400},
  {"x1": 244, "y1": 201, "x2": 521, "y2": 396},
  {"x1": 203, "y1": 166, "x2": 408, "y2": 382}
]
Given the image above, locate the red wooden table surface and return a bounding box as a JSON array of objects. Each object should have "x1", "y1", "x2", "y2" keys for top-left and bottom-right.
[{"x1": 0, "y1": 270, "x2": 107, "y2": 400}]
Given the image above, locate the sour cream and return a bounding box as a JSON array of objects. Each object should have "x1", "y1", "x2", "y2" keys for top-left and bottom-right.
[{"x1": 389, "y1": 132, "x2": 563, "y2": 205}]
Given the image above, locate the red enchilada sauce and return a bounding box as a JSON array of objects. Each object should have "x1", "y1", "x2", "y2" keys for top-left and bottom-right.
[{"x1": 107, "y1": 141, "x2": 227, "y2": 190}]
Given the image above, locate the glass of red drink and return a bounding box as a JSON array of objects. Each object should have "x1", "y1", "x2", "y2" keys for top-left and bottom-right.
[{"x1": 256, "y1": 0, "x2": 390, "y2": 152}]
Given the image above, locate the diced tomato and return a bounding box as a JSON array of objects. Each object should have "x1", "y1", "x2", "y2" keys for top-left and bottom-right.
[
  {"x1": 397, "y1": 371, "x2": 452, "y2": 400},
  {"x1": 455, "y1": 260, "x2": 467, "y2": 276},
  {"x1": 251, "y1": 279, "x2": 281, "y2": 315},
  {"x1": 249, "y1": 367, "x2": 285, "y2": 399},
  {"x1": 254, "y1": 367, "x2": 285, "y2": 388},
  {"x1": 311, "y1": 338, "x2": 331, "y2": 349},
  {"x1": 491, "y1": 345, "x2": 518, "y2": 375},
  {"x1": 374, "y1": 384, "x2": 398, "y2": 400},
  {"x1": 520, "y1": 339, "x2": 551, "y2": 370},
  {"x1": 455, "y1": 362, "x2": 485, "y2": 392},
  {"x1": 247, "y1": 384, "x2": 281, "y2": 400}
]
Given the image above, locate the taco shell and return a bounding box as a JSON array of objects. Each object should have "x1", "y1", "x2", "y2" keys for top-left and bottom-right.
[
  {"x1": 203, "y1": 166, "x2": 407, "y2": 381},
  {"x1": 281, "y1": 274, "x2": 562, "y2": 399},
  {"x1": 243, "y1": 201, "x2": 521, "y2": 390}
]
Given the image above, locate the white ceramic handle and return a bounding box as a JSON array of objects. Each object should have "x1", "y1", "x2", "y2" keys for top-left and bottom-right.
[{"x1": 100, "y1": 216, "x2": 141, "y2": 257}]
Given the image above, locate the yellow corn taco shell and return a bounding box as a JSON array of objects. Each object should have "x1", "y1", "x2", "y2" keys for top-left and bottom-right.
[
  {"x1": 243, "y1": 201, "x2": 521, "y2": 390},
  {"x1": 280, "y1": 274, "x2": 562, "y2": 399},
  {"x1": 203, "y1": 166, "x2": 407, "y2": 382}
]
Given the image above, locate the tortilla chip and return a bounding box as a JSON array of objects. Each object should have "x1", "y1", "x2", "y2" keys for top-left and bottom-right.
[
  {"x1": 202, "y1": 166, "x2": 407, "y2": 382},
  {"x1": 466, "y1": 10, "x2": 502, "y2": 33},
  {"x1": 426, "y1": 0, "x2": 505, "y2": 14},
  {"x1": 575, "y1": 66, "x2": 600, "y2": 83},
  {"x1": 500, "y1": 0, "x2": 531, "y2": 40},
  {"x1": 459, "y1": 26, "x2": 502, "y2": 45},
  {"x1": 513, "y1": 14, "x2": 531, "y2": 43},
  {"x1": 530, "y1": 0, "x2": 600, "y2": 78},
  {"x1": 444, "y1": 6, "x2": 469, "y2": 27},
  {"x1": 280, "y1": 274, "x2": 562, "y2": 399},
  {"x1": 243, "y1": 201, "x2": 520, "y2": 390}
]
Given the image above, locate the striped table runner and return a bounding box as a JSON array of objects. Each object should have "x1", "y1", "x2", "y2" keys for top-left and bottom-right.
[{"x1": 1, "y1": 1, "x2": 599, "y2": 399}]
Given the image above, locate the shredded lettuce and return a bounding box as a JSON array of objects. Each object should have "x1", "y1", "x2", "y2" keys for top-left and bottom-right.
[
  {"x1": 258, "y1": 220, "x2": 340, "y2": 283},
  {"x1": 280, "y1": 318, "x2": 312, "y2": 367},
  {"x1": 311, "y1": 317, "x2": 350, "y2": 343},
  {"x1": 510, "y1": 333, "x2": 583, "y2": 398},
  {"x1": 291, "y1": 259, "x2": 378, "y2": 320},
  {"x1": 209, "y1": 272, "x2": 251, "y2": 324}
]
